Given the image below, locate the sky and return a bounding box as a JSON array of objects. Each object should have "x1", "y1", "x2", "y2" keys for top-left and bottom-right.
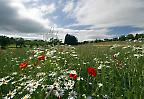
[{"x1": 0, "y1": 0, "x2": 144, "y2": 42}]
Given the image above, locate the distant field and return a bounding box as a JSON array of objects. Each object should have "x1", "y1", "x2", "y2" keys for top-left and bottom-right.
[
  {"x1": 93, "y1": 41, "x2": 144, "y2": 46},
  {"x1": 0, "y1": 41, "x2": 144, "y2": 99}
]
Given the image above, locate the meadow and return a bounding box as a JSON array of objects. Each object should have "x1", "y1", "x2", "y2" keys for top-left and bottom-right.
[{"x1": 0, "y1": 41, "x2": 144, "y2": 99}]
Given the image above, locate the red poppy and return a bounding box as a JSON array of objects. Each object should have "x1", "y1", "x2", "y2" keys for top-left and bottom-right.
[
  {"x1": 69, "y1": 74, "x2": 78, "y2": 80},
  {"x1": 87, "y1": 67, "x2": 97, "y2": 77},
  {"x1": 38, "y1": 55, "x2": 45, "y2": 60},
  {"x1": 57, "y1": 96, "x2": 61, "y2": 99},
  {"x1": 19, "y1": 61, "x2": 28, "y2": 69}
]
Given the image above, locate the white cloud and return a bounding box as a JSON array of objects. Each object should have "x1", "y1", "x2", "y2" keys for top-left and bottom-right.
[
  {"x1": 9, "y1": 0, "x2": 56, "y2": 29},
  {"x1": 72, "y1": 28, "x2": 114, "y2": 41},
  {"x1": 73, "y1": 0, "x2": 144, "y2": 28},
  {"x1": 40, "y1": 3, "x2": 56, "y2": 14},
  {"x1": 63, "y1": 0, "x2": 74, "y2": 13},
  {"x1": 49, "y1": 27, "x2": 114, "y2": 42},
  {"x1": 0, "y1": 32, "x2": 43, "y2": 40}
]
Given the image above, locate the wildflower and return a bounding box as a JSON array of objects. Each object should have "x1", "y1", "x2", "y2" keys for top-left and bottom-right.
[
  {"x1": 12, "y1": 72, "x2": 17, "y2": 76},
  {"x1": 113, "y1": 52, "x2": 120, "y2": 59},
  {"x1": 68, "y1": 90, "x2": 77, "y2": 99},
  {"x1": 57, "y1": 96, "x2": 61, "y2": 99},
  {"x1": 0, "y1": 78, "x2": 9, "y2": 86},
  {"x1": 69, "y1": 74, "x2": 78, "y2": 80},
  {"x1": 25, "y1": 80, "x2": 40, "y2": 94},
  {"x1": 19, "y1": 61, "x2": 28, "y2": 69},
  {"x1": 4, "y1": 90, "x2": 17, "y2": 99},
  {"x1": 82, "y1": 94, "x2": 86, "y2": 98},
  {"x1": 68, "y1": 70, "x2": 78, "y2": 80},
  {"x1": 77, "y1": 77, "x2": 80, "y2": 80},
  {"x1": 64, "y1": 80, "x2": 75, "y2": 90},
  {"x1": 68, "y1": 70, "x2": 77, "y2": 74},
  {"x1": 98, "y1": 83, "x2": 103, "y2": 87},
  {"x1": 21, "y1": 94, "x2": 31, "y2": 99},
  {"x1": 36, "y1": 72, "x2": 46, "y2": 77},
  {"x1": 103, "y1": 95, "x2": 109, "y2": 99},
  {"x1": 87, "y1": 67, "x2": 97, "y2": 77},
  {"x1": 53, "y1": 88, "x2": 64, "y2": 97},
  {"x1": 87, "y1": 96, "x2": 93, "y2": 99},
  {"x1": 38, "y1": 55, "x2": 45, "y2": 60},
  {"x1": 98, "y1": 64, "x2": 103, "y2": 69}
]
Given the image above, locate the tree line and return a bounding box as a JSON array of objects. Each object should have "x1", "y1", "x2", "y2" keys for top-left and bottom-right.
[
  {"x1": 79, "y1": 33, "x2": 144, "y2": 44},
  {"x1": 0, "y1": 33, "x2": 144, "y2": 49},
  {"x1": 0, "y1": 36, "x2": 62, "y2": 49}
]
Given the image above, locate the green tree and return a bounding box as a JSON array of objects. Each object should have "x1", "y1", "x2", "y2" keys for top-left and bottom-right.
[
  {"x1": 0, "y1": 36, "x2": 10, "y2": 49},
  {"x1": 119, "y1": 35, "x2": 126, "y2": 41},
  {"x1": 135, "y1": 34, "x2": 144, "y2": 40},
  {"x1": 64, "y1": 34, "x2": 78, "y2": 45},
  {"x1": 15, "y1": 38, "x2": 25, "y2": 48},
  {"x1": 112, "y1": 37, "x2": 118, "y2": 41},
  {"x1": 126, "y1": 34, "x2": 134, "y2": 40}
]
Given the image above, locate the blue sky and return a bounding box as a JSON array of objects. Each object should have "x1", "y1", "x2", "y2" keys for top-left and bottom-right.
[{"x1": 0, "y1": 0, "x2": 144, "y2": 41}]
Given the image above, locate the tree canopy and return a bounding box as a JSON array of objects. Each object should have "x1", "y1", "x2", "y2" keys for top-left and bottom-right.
[{"x1": 64, "y1": 34, "x2": 78, "y2": 45}]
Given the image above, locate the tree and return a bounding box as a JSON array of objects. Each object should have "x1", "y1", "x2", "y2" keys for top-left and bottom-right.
[
  {"x1": 95, "y1": 39, "x2": 103, "y2": 43},
  {"x1": 119, "y1": 35, "x2": 126, "y2": 41},
  {"x1": 0, "y1": 36, "x2": 10, "y2": 49},
  {"x1": 64, "y1": 34, "x2": 78, "y2": 45},
  {"x1": 135, "y1": 34, "x2": 144, "y2": 40},
  {"x1": 126, "y1": 34, "x2": 134, "y2": 40},
  {"x1": 15, "y1": 38, "x2": 25, "y2": 48},
  {"x1": 9, "y1": 37, "x2": 15, "y2": 44},
  {"x1": 112, "y1": 37, "x2": 118, "y2": 41},
  {"x1": 49, "y1": 38, "x2": 62, "y2": 45}
]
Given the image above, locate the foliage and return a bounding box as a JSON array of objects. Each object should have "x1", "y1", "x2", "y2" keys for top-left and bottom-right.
[
  {"x1": 64, "y1": 34, "x2": 78, "y2": 45},
  {"x1": 0, "y1": 36, "x2": 10, "y2": 49},
  {"x1": 15, "y1": 38, "x2": 25, "y2": 48},
  {"x1": 49, "y1": 38, "x2": 62, "y2": 45},
  {"x1": 126, "y1": 34, "x2": 135, "y2": 40}
]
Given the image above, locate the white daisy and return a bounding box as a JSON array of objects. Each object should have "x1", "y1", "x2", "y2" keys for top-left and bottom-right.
[{"x1": 68, "y1": 90, "x2": 77, "y2": 99}]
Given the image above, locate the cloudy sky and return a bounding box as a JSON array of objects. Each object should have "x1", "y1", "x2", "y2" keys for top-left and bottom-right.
[{"x1": 0, "y1": 0, "x2": 144, "y2": 41}]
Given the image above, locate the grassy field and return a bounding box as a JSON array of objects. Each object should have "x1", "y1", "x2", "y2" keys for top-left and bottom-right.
[{"x1": 0, "y1": 41, "x2": 144, "y2": 99}]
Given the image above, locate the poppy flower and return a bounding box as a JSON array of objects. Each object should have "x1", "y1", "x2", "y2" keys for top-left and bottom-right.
[
  {"x1": 38, "y1": 55, "x2": 45, "y2": 60},
  {"x1": 57, "y1": 96, "x2": 61, "y2": 99},
  {"x1": 19, "y1": 61, "x2": 28, "y2": 69},
  {"x1": 69, "y1": 74, "x2": 78, "y2": 80},
  {"x1": 87, "y1": 67, "x2": 97, "y2": 77}
]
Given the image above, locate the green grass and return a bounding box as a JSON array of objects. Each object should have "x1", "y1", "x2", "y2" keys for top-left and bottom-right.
[{"x1": 0, "y1": 41, "x2": 144, "y2": 99}]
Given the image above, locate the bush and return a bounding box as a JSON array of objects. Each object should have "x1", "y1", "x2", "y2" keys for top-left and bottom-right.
[{"x1": 64, "y1": 34, "x2": 78, "y2": 45}]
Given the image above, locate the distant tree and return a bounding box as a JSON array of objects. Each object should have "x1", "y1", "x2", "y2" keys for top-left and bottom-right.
[
  {"x1": 83, "y1": 41, "x2": 89, "y2": 44},
  {"x1": 15, "y1": 38, "x2": 25, "y2": 48},
  {"x1": 64, "y1": 34, "x2": 78, "y2": 45},
  {"x1": 9, "y1": 37, "x2": 15, "y2": 44},
  {"x1": 95, "y1": 39, "x2": 103, "y2": 43},
  {"x1": 0, "y1": 36, "x2": 10, "y2": 49},
  {"x1": 126, "y1": 34, "x2": 134, "y2": 40},
  {"x1": 119, "y1": 35, "x2": 126, "y2": 41},
  {"x1": 104, "y1": 39, "x2": 110, "y2": 42},
  {"x1": 38, "y1": 40, "x2": 47, "y2": 47},
  {"x1": 49, "y1": 38, "x2": 62, "y2": 45},
  {"x1": 89, "y1": 41, "x2": 95, "y2": 43},
  {"x1": 112, "y1": 37, "x2": 118, "y2": 41},
  {"x1": 135, "y1": 33, "x2": 144, "y2": 40},
  {"x1": 95, "y1": 39, "x2": 99, "y2": 43}
]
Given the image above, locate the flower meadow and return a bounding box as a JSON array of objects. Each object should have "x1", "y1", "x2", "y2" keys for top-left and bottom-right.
[{"x1": 0, "y1": 42, "x2": 144, "y2": 99}]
